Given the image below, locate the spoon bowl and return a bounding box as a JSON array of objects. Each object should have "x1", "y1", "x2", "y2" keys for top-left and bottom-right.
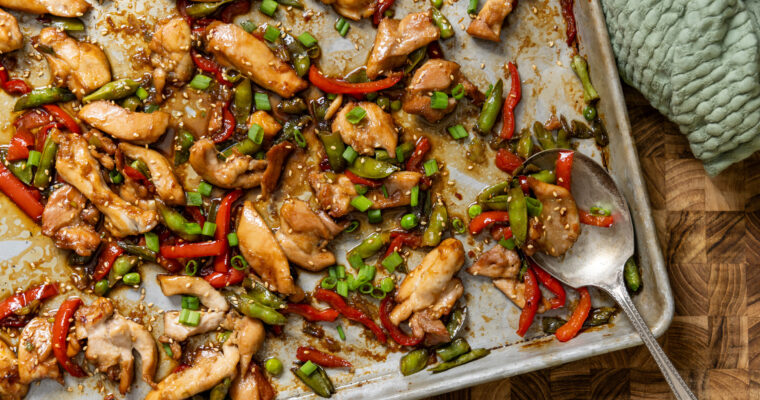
[{"x1": 521, "y1": 149, "x2": 696, "y2": 400}]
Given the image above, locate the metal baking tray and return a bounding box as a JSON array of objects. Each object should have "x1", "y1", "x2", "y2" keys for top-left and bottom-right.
[{"x1": 0, "y1": 0, "x2": 673, "y2": 398}]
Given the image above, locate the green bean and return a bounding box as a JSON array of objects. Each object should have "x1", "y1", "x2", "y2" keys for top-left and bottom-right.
[
  {"x1": 32, "y1": 135, "x2": 57, "y2": 189},
  {"x1": 348, "y1": 156, "x2": 399, "y2": 179},
  {"x1": 556, "y1": 128, "x2": 571, "y2": 149},
  {"x1": 174, "y1": 130, "x2": 195, "y2": 166},
  {"x1": 508, "y1": 187, "x2": 527, "y2": 246},
  {"x1": 46, "y1": 16, "x2": 85, "y2": 32},
  {"x1": 422, "y1": 202, "x2": 448, "y2": 247},
  {"x1": 209, "y1": 378, "x2": 231, "y2": 400},
  {"x1": 348, "y1": 232, "x2": 390, "y2": 260},
  {"x1": 477, "y1": 181, "x2": 510, "y2": 204},
  {"x1": 405, "y1": 46, "x2": 427, "y2": 74},
  {"x1": 430, "y1": 7, "x2": 454, "y2": 39},
  {"x1": 446, "y1": 306, "x2": 467, "y2": 339},
  {"x1": 232, "y1": 79, "x2": 252, "y2": 128},
  {"x1": 571, "y1": 55, "x2": 600, "y2": 103},
  {"x1": 542, "y1": 317, "x2": 566, "y2": 334},
  {"x1": 278, "y1": 97, "x2": 308, "y2": 114},
  {"x1": 476, "y1": 79, "x2": 503, "y2": 134},
  {"x1": 292, "y1": 365, "x2": 335, "y2": 397},
  {"x1": 14, "y1": 87, "x2": 75, "y2": 111},
  {"x1": 82, "y1": 79, "x2": 140, "y2": 104},
  {"x1": 157, "y1": 203, "x2": 201, "y2": 242},
  {"x1": 318, "y1": 131, "x2": 346, "y2": 172},
  {"x1": 584, "y1": 307, "x2": 616, "y2": 327},
  {"x1": 516, "y1": 128, "x2": 533, "y2": 159},
  {"x1": 185, "y1": 0, "x2": 232, "y2": 18},
  {"x1": 624, "y1": 257, "x2": 641, "y2": 292},
  {"x1": 120, "y1": 96, "x2": 141, "y2": 111},
  {"x1": 247, "y1": 282, "x2": 286, "y2": 309},
  {"x1": 400, "y1": 348, "x2": 429, "y2": 376},
  {"x1": 429, "y1": 348, "x2": 490, "y2": 373},
  {"x1": 529, "y1": 170, "x2": 555, "y2": 184},
  {"x1": 117, "y1": 241, "x2": 157, "y2": 262},
  {"x1": 533, "y1": 121, "x2": 556, "y2": 150},
  {"x1": 225, "y1": 292, "x2": 287, "y2": 325},
  {"x1": 436, "y1": 338, "x2": 471, "y2": 361}
]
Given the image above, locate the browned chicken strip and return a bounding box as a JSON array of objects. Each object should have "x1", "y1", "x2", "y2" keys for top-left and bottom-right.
[
  {"x1": 237, "y1": 201, "x2": 296, "y2": 296},
  {"x1": 163, "y1": 311, "x2": 226, "y2": 342},
  {"x1": 0, "y1": 339, "x2": 27, "y2": 400},
  {"x1": 466, "y1": 245, "x2": 521, "y2": 278},
  {"x1": 409, "y1": 278, "x2": 464, "y2": 345},
  {"x1": 41, "y1": 183, "x2": 101, "y2": 256},
  {"x1": 526, "y1": 177, "x2": 580, "y2": 257},
  {"x1": 308, "y1": 172, "x2": 358, "y2": 218},
  {"x1": 0, "y1": 9, "x2": 22, "y2": 54},
  {"x1": 367, "y1": 171, "x2": 422, "y2": 209},
  {"x1": 366, "y1": 11, "x2": 439, "y2": 79},
  {"x1": 466, "y1": 0, "x2": 515, "y2": 42},
  {"x1": 37, "y1": 27, "x2": 111, "y2": 99},
  {"x1": 189, "y1": 138, "x2": 267, "y2": 189},
  {"x1": 230, "y1": 363, "x2": 275, "y2": 400},
  {"x1": 275, "y1": 199, "x2": 346, "y2": 271},
  {"x1": 261, "y1": 141, "x2": 295, "y2": 198},
  {"x1": 79, "y1": 101, "x2": 170, "y2": 145},
  {"x1": 0, "y1": 0, "x2": 90, "y2": 17},
  {"x1": 18, "y1": 318, "x2": 60, "y2": 385},
  {"x1": 402, "y1": 59, "x2": 481, "y2": 122},
  {"x1": 118, "y1": 143, "x2": 184, "y2": 205},
  {"x1": 320, "y1": 0, "x2": 374, "y2": 20},
  {"x1": 204, "y1": 22, "x2": 307, "y2": 98},
  {"x1": 333, "y1": 102, "x2": 397, "y2": 157},
  {"x1": 149, "y1": 17, "x2": 193, "y2": 100}
]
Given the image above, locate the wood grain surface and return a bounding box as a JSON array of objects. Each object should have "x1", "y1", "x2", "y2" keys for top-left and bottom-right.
[{"x1": 433, "y1": 84, "x2": 758, "y2": 400}]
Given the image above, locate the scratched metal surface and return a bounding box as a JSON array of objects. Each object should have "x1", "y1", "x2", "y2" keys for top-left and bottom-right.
[{"x1": 0, "y1": 0, "x2": 673, "y2": 398}]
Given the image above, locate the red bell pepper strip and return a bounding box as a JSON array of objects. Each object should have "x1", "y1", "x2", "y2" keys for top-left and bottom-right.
[
  {"x1": 211, "y1": 104, "x2": 236, "y2": 143},
  {"x1": 205, "y1": 190, "x2": 244, "y2": 287},
  {"x1": 0, "y1": 162, "x2": 44, "y2": 221},
  {"x1": 405, "y1": 136, "x2": 431, "y2": 172},
  {"x1": 494, "y1": 148, "x2": 523, "y2": 174},
  {"x1": 53, "y1": 297, "x2": 86, "y2": 377},
  {"x1": 559, "y1": 0, "x2": 577, "y2": 47},
  {"x1": 220, "y1": 0, "x2": 250, "y2": 23},
  {"x1": 379, "y1": 295, "x2": 423, "y2": 346},
  {"x1": 344, "y1": 170, "x2": 382, "y2": 188},
  {"x1": 489, "y1": 225, "x2": 512, "y2": 241},
  {"x1": 372, "y1": 0, "x2": 396, "y2": 25},
  {"x1": 283, "y1": 303, "x2": 340, "y2": 322},
  {"x1": 308, "y1": 65, "x2": 403, "y2": 95},
  {"x1": 468, "y1": 211, "x2": 510, "y2": 235},
  {"x1": 555, "y1": 287, "x2": 591, "y2": 342},
  {"x1": 314, "y1": 288, "x2": 387, "y2": 343},
  {"x1": 14, "y1": 109, "x2": 50, "y2": 132},
  {"x1": 35, "y1": 123, "x2": 60, "y2": 152},
  {"x1": 92, "y1": 242, "x2": 124, "y2": 281},
  {"x1": 530, "y1": 262, "x2": 565, "y2": 309},
  {"x1": 191, "y1": 50, "x2": 233, "y2": 86},
  {"x1": 555, "y1": 150, "x2": 574, "y2": 190},
  {"x1": 7, "y1": 130, "x2": 35, "y2": 161},
  {"x1": 43, "y1": 105, "x2": 81, "y2": 134},
  {"x1": 427, "y1": 41, "x2": 444, "y2": 59},
  {"x1": 579, "y1": 210, "x2": 614, "y2": 228},
  {"x1": 157, "y1": 255, "x2": 183, "y2": 273},
  {"x1": 383, "y1": 231, "x2": 421, "y2": 259},
  {"x1": 500, "y1": 62, "x2": 521, "y2": 140},
  {"x1": 516, "y1": 266, "x2": 540, "y2": 337},
  {"x1": 0, "y1": 283, "x2": 58, "y2": 321},
  {"x1": 0, "y1": 314, "x2": 34, "y2": 327},
  {"x1": 160, "y1": 240, "x2": 226, "y2": 259},
  {"x1": 0, "y1": 65, "x2": 31, "y2": 96},
  {"x1": 517, "y1": 175, "x2": 530, "y2": 194},
  {"x1": 296, "y1": 346, "x2": 353, "y2": 368}
]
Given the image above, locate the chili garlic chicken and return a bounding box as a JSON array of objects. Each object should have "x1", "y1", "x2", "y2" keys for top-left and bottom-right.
[{"x1": 0, "y1": 0, "x2": 624, "y2": 398}]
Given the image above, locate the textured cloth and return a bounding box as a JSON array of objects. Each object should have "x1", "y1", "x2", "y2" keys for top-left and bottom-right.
[{"x1": 600, "y1": 0, "x2": 760, "y2": 175}]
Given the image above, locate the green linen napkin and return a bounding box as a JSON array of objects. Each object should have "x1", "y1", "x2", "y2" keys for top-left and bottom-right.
[{"x1": 600, "y1": 0, "x2": 760, "y2": 175}]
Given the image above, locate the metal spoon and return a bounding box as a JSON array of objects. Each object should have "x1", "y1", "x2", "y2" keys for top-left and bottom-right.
[{"x1": 522, "y1": 149, "x2": 696, "y2": 400}]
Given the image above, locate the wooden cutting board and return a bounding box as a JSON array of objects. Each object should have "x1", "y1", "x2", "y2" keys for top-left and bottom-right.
[{"x1": 436, "y1": 84, "x2": 760, "y2": 400}]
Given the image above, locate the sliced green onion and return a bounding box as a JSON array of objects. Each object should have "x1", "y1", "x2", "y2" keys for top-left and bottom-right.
[
  {"x1": 300, "y1": 360, "x2": 318, "y2": 376},
  {"x1": 240, "y1": 20, "x2": 256, "y2": 33},
  {"x1": 322, "y1": 276, "x2": 338, "y2": 289},
  {"x1": 328, "y1": 266, "x2": 337, "y2": 278},
  {"x1": 380, "y1": 277, "x2": 395, "y2": 293},
  {"x1": 189, "y1": 74, "x2": 213, "y2": 90},
  {"x1": 357, "y1": 264, "x2": 376, "y2": 283},
  {"x1": 348, "y1": 252, "x2": 364, "y2": 269},
  {"x1": 337, "y1": 325, "x2": 346, "y2": 341},
  {"x1": 347, "y1": 274, "x2": 361, "y2": 291},
  {"x1": 227, "y1": 232, "x2": 239, "y2": 246},
  {"x1": 186, "y1": 191, "x2": 202, "y2": 206},
  {"x1": 248, "y1": 123, "x2": 264, "y2": 144},
  {"x1": 337, "y1": 264, "x2": 346, "y2": 279},
  {"x1": 231, "y1": 255, "x2": 248, "y2": 270},
  {"x1": 198, "y1": 181, "x2": 213, "y2": 197},
  {"x1": 346, "y1": 106, "x2": 366, "y2": 124},
  {"x1": 260, "y1": 0, "x2": 278, "y2": 16},
  {"x1": 451, "y1": 217, "x2": 466, "y2": 234},
  {"x1": 298, "y1": 32, "x2": 318, "y2": 47},
  {"x1": 590, "y1": 206, "x2": 611, "y2": 216},
  {"x1": 185, "y1": 260, "x2": 199, "y2": 276},
  {"x1": 293, "y1": 128, "x2": 307, "y2": 148},
  {"x1": 335, "y1": 17, "x2": 350, "y2": 37},
  {"x1": 162, "y1": 343, "x2": 174, "y2": 358},
  {"x1": 382, "y1": 251, "x2": 403, "y2": 273},
  {"x1": 336, "y1": 280, "x2": 348, "y2": 297},
  {"x1": 179, "y1": 309, "x2": 201, "y2": 326},
  {"x1": 359, "y1": 282, "x2": 373, "y2": 294},
  {"x1": 254, "y1": 92, "x2": 271, "y2": 111},
  {"x1": 145, "y1": 232, "x2": 160, "y2": 252},
  {"x1": 371, "y1": 287, "x2": 387, "y2": 299},
  {"x1": 263, "y1": 25, "x2": 280, "y2": 42},
  {"x1": 467, "y1": 0, "x2": 478, "y2": 14},
  {"x1": 345, "y1": 220, "x2": 359, "y2": 233},
  {"x1": 182, "y1": 295, "x2": 200, "y2": 310},
  {"x1": 135, "y1": 87, "x2": 149, "y2": 100},
  {"x1": 451, "y1": 84, "x2": 465, "y2": 100},
  {"x1": 27, "y1": 150, "x2": 41, "y2": 167},
  {"x1": 202, "y1": 221, "x2": 217, "y2": 237},
  {"x1": 430, "y1": 91, "x2": 449, "y2": 110},
  {"x1": 468, "y1": 204, "x2": 482, "y2": 218},
  {"x1": 381, "y1": 185, "x2": 389, "y2": 198},
  {"x1": 410, "y1": 185, "x2": 420, "y2": 207},
  {"x1": 342, "y1": 146, "x2": 358, "y2": 163},
  {"x1": 367, "y1": 209, "x2": 382, "y2": 224},
  {"x1": 350, "y1": 195, "x2": 373, "y2": 212},
  {"x1": 109, "y1": 170, "x2": 124, "y2": 184},
  {"x1": 423, "y1": 159, "x2": 439, "y2": 176},
  {"x1": 448, "y1": 124, "x2": 468, "y2": 140}
]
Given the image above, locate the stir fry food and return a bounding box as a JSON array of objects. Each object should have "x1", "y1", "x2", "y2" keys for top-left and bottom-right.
[{"x1": 0, "y1": 0, "x2": 644, "y2": 398}]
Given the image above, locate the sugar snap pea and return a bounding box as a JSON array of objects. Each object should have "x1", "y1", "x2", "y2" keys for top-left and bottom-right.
[
  {"x1": 14, "y1": 87, "x2": 75, "y2": 111},
  {"x1": 476, "y1": 79, "x2": 503, "y2": 134},
  {"x1": 429, "y1": 348, "x2": 490, "y2": 373},
  {"x1": 82, "y1": 79, "x2": 140, "y2": 104},
  {"x1": 400, "y1": 348, "x2": 429, "y2": 376},
  {"x1": 508, "y1": 187, "x2": 527, "y2": 246}
]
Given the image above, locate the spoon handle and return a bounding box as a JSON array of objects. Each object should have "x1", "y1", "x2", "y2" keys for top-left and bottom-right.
[{"x1": 606, "y1": 283, "x2": 697, "y2": 400}]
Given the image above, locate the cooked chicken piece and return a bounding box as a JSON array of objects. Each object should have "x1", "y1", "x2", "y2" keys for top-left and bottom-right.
[
  {"x1": 526, "y1": 177, "x2": 580, "y2": 257},
  {"x1": 402, "y1": 59, "x2": 481, "y2": 122},
  {"x1": 308, "y1": 172, "x2": 357, "y2": 218},
  {"x1": 146, "y1": 338, "x2": 239, "y2": 400},
  {"x1": 408, "y1": 278, "x2": 463, "y2": 345},
  {"x1": 0, "y1": 0, "x2": 89, "y2": 17},
  {"x1": 78, "y1": 101, "x2": 170, "y2": 145},
  {"x1": 157, "y1": 275, "x2": 229, "y2": 312},
  {"x1": 366, "y1": 12, "x2": 439, "y2": 79},
  {"x1": 149, "y1": 17, "x2": 193, "y2": 101},
  {"x1": 0, "y1": 9, "x2": 22, "y2": 54},
  {"x1": 118, "y1": 143, "x2": 184, "y2": 205},
  {"x1": 74, "y1": 298, "x2": 157, "y2": 394},
  {"x1": 333, "y1": 102, "x2": 397, "y2": 157},
  {"x1": 320, "y1": 0, "x2": 373, "y2": 20},
  {"x1": 230, "y1": 315, "x2": 265, "y2": 374},
  {"x1": 55, "y1": 132, "x2": 159, "y2": 237},
  {"x1": 161, "y1": 87, "x2": 218, "y2": 138},
  {"x1": 275, "y1": 199, "x2": 345, "y2": 271},
  {"x1": 231, "y1": 364, "x2": 275, "y2": 400},
  {"x1": 205, "y1": 22, "x2": 307, "y2": 98},
  {"x1": 17, "y1": 318, "x2": 60, "y2": 385},
  {"x1": 0, "y1": 339, "x2": 27, "y2": 400},
  {"x1": 466, "y1": 0, "x2": 515, "y2": 42},
  {"x1": 390, "y1": 238, "x2": 465, "y2": 325},
  {"x1": 163, "y1": 311, "x2": 226, "y2": 342},
  {"x1": 247, "y1": 111, "x2": 281, "y2": 141},
  {"x1": 37, "y1": 28, "x2": 110, "y2": 99},
  {"x1": 238, "y1": 201, "x2": 295, "y2": 296},
  {"x1": 366, "y1": 171, "x2": 422, "y2": 209},
  {"x1": 467, "y1": 245, "x2": 521, "y2": 278},
  {"x1": 189, "y1": 138, "x2": 267, "y2": 189},
  {"x1": 261, "y1": 141, "x2": 294, "y2": 198},
  {"x1": 83, "y1": 129, "x2": 116, "y2": 170},
  {"x1": 41, "y1": 183, "x2": 101, "y2": 256},
  {"x1": 493, "y1": 278, "x2": 550, "y2": 313}
]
